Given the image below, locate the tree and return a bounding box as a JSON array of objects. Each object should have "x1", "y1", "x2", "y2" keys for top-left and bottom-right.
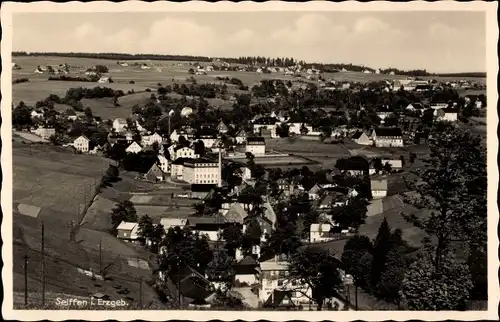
[
  {"x1": 372, "y1": 158, "x2": 383, "y2": 174},
  {"x1": 468, "y1": 246, "x2": 487, "y2": 301},
  {"x1": 110, "y1": 200, "x2": 137, "y2": 229},
  {"x1": 399, "y1": 155, "x2": 406, "y2": 167},
  {"x1": 382, "y1": 162, "x2": 392, "y2": 173},
  {"x1": 138, "y1": 215, "x2": 154, "y2": 239},
  {"x1": 288, "y1": 248, "x2": 343, "y2": 310},
  {"x1": 402, "y1": 249, "x2": 473, "y2": 310},
  {"x1": 371, "y1": 218, "x2": 392, "y2": 288},
  {"x1": 329, "y1": 196, "x2": 369, "y2": 231},
  {"x1": 222, "y1": 224, "x2": 243, "y2": 257},
  {"x1": 300, "y1": 124, "x2": 309, "y2": 136},
  {"x1": 13, "y1": 104, "x2": 32, "y2": 129},
  {"x1": 409, "y1": 152, "x2": 416, "y2": 165},
  {"x1": 376, "y1": 248, "x2": 405, "y2": 301},
  {"x1": 84, "y1": 107, "x2": 93, "y2": 118},
  {"x1": 193, "y1": 140, "x2": 205, "y2": 156},
  {"x1": 403, "y1": 124, "x2": 486, "y2": 270},
  {"x1": 205, "y1": 250, "x2": 234, "y2": 284}
]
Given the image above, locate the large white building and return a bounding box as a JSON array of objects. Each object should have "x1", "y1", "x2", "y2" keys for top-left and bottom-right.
[
  {"x1": 372, "y1": 128, "x2": 404, "y2": 147},
  {"x1": 245, "y1": 137, "x2": 266, "y2": 155},
  {"x1": 169, "y1": 146, "x2": 199, "y2": 161},
  {"x1": 33, "y1": 127, "x2": 55, "y2": 140},
  {"x1": 141, "y1": 132, "x2": 163, "y2": 146},
  {"x1": 126, "y1": 142, "x2": 143, "y2": 154},
  {"x1": 113, "y1": 118, "x2": 128, "y2": 133},
  {"x1": 73, "y1": 135, "x2": 90, "y2": 153},
  {"x1": 435, "y1": 108, "x2": 459, "y2": 122},
  {"x1": 182, "y1": 156, "x2": 221, "y2": 186}
]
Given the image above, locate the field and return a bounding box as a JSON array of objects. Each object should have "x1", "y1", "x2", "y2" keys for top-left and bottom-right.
[{"x1": 13, "y1": 143, "x2": 111, "y2": 223}]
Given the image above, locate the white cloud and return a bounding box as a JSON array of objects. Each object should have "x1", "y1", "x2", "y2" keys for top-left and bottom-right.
[{"x1": 429, "y1": 22, "x2": 460, "y2": 39}]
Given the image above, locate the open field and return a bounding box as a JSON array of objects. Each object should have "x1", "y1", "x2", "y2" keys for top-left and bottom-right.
[
  {"x1": 13, "y1": 144, "x2": 111, "y2": 223},
  {"x1": 13, "y1": 214, "x2": 163, "y2": 309}
]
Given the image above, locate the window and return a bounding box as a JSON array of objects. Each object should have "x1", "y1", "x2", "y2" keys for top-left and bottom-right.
[{"x1": 277, "y1": 279, "x2": 284, "y2": 287}]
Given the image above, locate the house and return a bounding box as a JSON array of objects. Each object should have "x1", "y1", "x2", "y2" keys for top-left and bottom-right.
[
  {"x1": 430, "y1": 102, "x2": 449, "y2": 110},
  {"x1": 171, "y1": 157, "x2": 192, "y2": 180},
  {"x1": 126, "y1": 141, "x2": 143, "y2": 154},
  {"x1": 113, "y1": 118, "x2": 128, "y2": 132},
  {"x1": 371, "y1": 177, "x2": 388, "y2": 199},
  {"x1": 435, "y1": 108, "x2": 458, "y2": 122},
  {"x1": 406, "y1": 103, "x2": 425, "y2": 112},
  {"x1": 98, "y1": 76, "x2": 110, "y2": 84},
  {"x1": 308, "y1": 184, "x2": 322, "y2": 201},
  {"x1": 163, "y1": 263, "x2": 215, "y2": 307},
  {"x1": 277, "y1": 179, "x2": 293, "y2": 195},
  {"x1": 224, "y1": 203, "x2": 248, "y2": 224},
  {"x1": 263, "y1": 290, "x2": 297, "y2": 310},
  {"x1": 116, "y1": 221, "x2": 140, "y2": 242},
  {"x1": 186, "y1": 216, "x2": 228, "y2": 241},
  {"x1": 33, "y1": 127, "x2": 55, "y2": 140},
  {"x1": 259, "y1": 255, "x2": 312, "y2": 307},
  {"x1": 34, "y1": 67, "x2": 44, "y2": 74},
  {"x1": 171, "y1": 146, "x2": 198, "y2": 161},
  {"x1": 182, "y1": 157, "x2": 221, "y2": 185},
  {"x1": 335, "y1": 156, "x2": 370, "y2": 176},
  {"x1": 372, "y1": 128, "x2": 404, "y2": 147},
  {"x1": 145, "y1": 163, "x2": 164, "y2": 182},
  {"x1": 157, "y1": 154, "x2": 169, "y2": 173},
  {"x1": 142, "y1": 132, "x2": 163, "y2": 146},
  {"x1": 124, "y1": 131, "x2": 134, "y2": 144},
  {"x1": 310, "y1": 224, "x2": 338, "y2": 243},
  {"x1": 381, "y1": 159, "x2": 403, "y2": 172},
  {"x1": 217, "y1": 121, "x2": 228, "y2": 134},
  {"x1": 235, "y1": 129, "x2": 248, "y2": 144},
  {"x1": 191, "y1": 184, "x2": 217, "y2": 200},
  {"x1": 73, "y1": 135, "x2": 90, "y2": 153},
  {"x1": 246, "y1": 137, "x2": 266, "y2": 155},
  {"x1": 352, "y1": 131, "x2": 371, "y2": 145},
  {"x1": 31, "y1": 110, "x2": 44, "y2": 119},
  {"x1": 234, "y1": 256, "x2": 260, "y2": 286},
  {"x1": 160, "y1": 218, "x2": 187, "y2": 231}
]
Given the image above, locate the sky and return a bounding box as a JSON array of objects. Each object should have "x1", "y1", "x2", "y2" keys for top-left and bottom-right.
[{"x1": 12, "y1": 11, "x2": 486, "y2": 73}]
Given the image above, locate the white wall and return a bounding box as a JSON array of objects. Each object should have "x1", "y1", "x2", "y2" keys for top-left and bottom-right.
[{"x1": 246, "y1": 145, "x2": 266, "y2": 155}]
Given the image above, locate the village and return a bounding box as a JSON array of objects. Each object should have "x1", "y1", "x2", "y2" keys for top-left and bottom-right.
[{"x1": 11, "y1": 51, "x2": 488, "y2": 311}]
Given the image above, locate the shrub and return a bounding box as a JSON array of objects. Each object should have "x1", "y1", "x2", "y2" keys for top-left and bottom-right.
[
  {"x1": 129, "y1": 80, "x2": 135, "y2": 84},
  {"x1": 13, "y1": 78, "x2": 29, "y2": 84}
]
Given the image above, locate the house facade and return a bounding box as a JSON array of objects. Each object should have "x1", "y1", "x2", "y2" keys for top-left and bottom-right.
[
  {"x1": 142, "y1": 132, "x2": 163, "y2": 146},
  {"x1": 371, "y1": 178, "x2": 388, "y2": 199},
  {"x1": 126, "y1": 142, "x2": 143, "y2": 154},
  {"x1": 372, "y1": 128, "x2": 404, "y2": 147},
  {"x1": 34, "y1": 127, "x2": 55, "y2": 140},
  {"x1": 235, "y1": 130, "x2": 248, "y2": 144},
  {"x1": 172, "y1": 146, "x2": 199, "y2": 161},
  {"x1": 113, "y1": 118, "x2": 128, "y2": 132},
  {"x1": 435, "y1": 108, "x2": 458, "y2": 122},
  {"x1": 182, "y1": 158, "x2": 221, "y2": 185},
  {"x1": 246, "y1": 137, "x2": 266, "y2": 155},
  {"x1": 73, "y1": 135, "x2": 90, "y2": 153},
  {"x1": 116, "y1": 221, "x2": 140, "y2": 242},
  {"x1": 157, "y1": 154, "x2": 169, "y2": 173},
  {"x1": 352, "y1": 131, "x2": 371, "y2": 145},
  {"x1": 310, "y1": 223, "x2": 338, "y2": 243}
]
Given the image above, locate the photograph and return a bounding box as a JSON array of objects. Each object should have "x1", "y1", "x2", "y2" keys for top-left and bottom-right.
[{"x1": 1, "y1": 1, "x2": 498, "y2": 321}]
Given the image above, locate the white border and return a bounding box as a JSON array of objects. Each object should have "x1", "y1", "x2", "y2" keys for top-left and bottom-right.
[{"x1": 1, "y1": 1, "x2": 498, "y2": 321}]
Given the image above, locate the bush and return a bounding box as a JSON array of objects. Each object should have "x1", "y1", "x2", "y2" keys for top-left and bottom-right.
[
  {"x1": 49, "y1": 75, "x2": 91, "y2": 82},
  {"x1": 13, "y1": 78, "x2": 29, "y2": 84},
  {"x1": 129, "y1": 80, "x2": 135, "y2": 84},
  {"x1": 145, "y1": 88, "x2": 151, "y2": 92}
]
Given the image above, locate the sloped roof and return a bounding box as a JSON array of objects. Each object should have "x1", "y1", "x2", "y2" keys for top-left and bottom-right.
[
  {"x1": 225, "y1": 203, "x2": 248, "y2": 224},
  {"x1": 160, "y1": 218, "x2": 187, "y2": 229},
  {"x1": 374, "y1": 127, "x2": 403, "y2": 137},
  {"x1": 371, "y1": 178, "x2": 388, "y2": 191},
  {"x1": 264, "y1": 290, "x2": 296, "y2": 308},
  {"x1": 263, "y1": 202, "x2": 277, "y2": 224},
  {"x1": 117, "y1": 221, "x2": 138, "y2": 231}
]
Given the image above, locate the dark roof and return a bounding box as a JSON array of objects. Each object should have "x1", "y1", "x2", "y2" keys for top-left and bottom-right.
[
  {"x1": 247, "y1": 136, "x2": 266, "y2": 143},
  {"x1": 374, "y1": 127, "x2": 403, "y2": 137},
  {"x1": 171, "y1": 157, "x2": 193, "y2": 165},
  {"x1": 254, "y1": 116, "x2": 278, "y2": 125},
  {"x1": 441, "y1": 108, "x2": 459, "y2": 113},
  {"x1": 352, "y1": 131, "x2": 365, "y2": 139},
  {"x1": 184, "y1": 157, "x2": 218, "y2": 165},
  {"x1": 168, "y1": 264, "x2": 213, "y2": 302},
  {"x1": 410, "y1": 103, "x2": 425, "y2": 109},
  {"x1": 187, "y1": 216, "x2": 227, "y2": 226},
  {"x1": 191, "y1": 184, "x2": 217, "y2": 192},
  {"x1": 336, "y1": 156, "x2": 369, "y2": 171}
]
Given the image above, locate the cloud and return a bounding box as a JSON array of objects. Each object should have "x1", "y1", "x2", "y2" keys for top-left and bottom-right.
[{"x1": 429, "y1": 22, "x2": 460, "y2": 39}]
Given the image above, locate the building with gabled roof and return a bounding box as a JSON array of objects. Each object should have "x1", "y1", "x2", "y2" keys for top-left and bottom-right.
[
  {"x1": 73, "y1": 135, "x2": 90, "y2": 153},
  {"x1": 372, "y1": 127, "x2": 404, "y2": 147},
  {"x1": 126, "y1": 141, "x2": 143, "y2": 154},
  {"x1": 352, "y1": 131, "x2": 372, "y2": 145},
  {"x1": 217, "y1": 121, "x2": 228, "y2": 134},
  {"x1": 116, "y1": 221, "x2": 140, "y2": 241}
]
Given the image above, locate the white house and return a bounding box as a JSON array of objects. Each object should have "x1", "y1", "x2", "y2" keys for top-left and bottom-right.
[
  {"x1": 157, "y1": 154, "x2": 169, "y2": 173},
  {"x1": 435, "y1": 108, "x2": 459, "y2": 122},
  {"x1": 182, "y1": 157, "x2": 221, "y2": 185},
  {"x1": 126, "y1": 141, "x2": 143, "y2": 154},
  {"x1": 31, "y1": 110, "x2": 44, "y2": 119},
  {"x1": 234, "y1": 256, "x2": 260, "y2": 286},
  {"x1": 372, "y1": 128, "x2": 404, "y2": 147},
  {"x1": 259, "y1": 255, "x2": 312, "y2": 307},
  {"x1": 308, "y1": 184, "x2": 322, "y2": 201},
  {"x1": 116, "y1": 221, "x2": 140, "y2": 242},
  {"x1": 310, "y1": 223, "x2": 337, "y2": 243},
  {"x1": 406, "y1": 103, "x2": 425, "y2": 112},
  {"x1": 171, "y1": 146, "x2": 199, "y2": 161},
  {"x1": 245, "y1": 137, "x2": 266, "y2": 155},
  {"x1": 73, "y1": 135, "x2": 90, "y2": 153},
  {"x1": 352, "y1": 131, "x2": 371, "y2": 145},
  {"x1": 142, "y1": 132, "x2": 163, "y2": 146},
  {"x1": 98, "y1": 77, "x2": 110, "y2": 84},
  {"x1": 160, "y1": 218, "x2": 187, "y2": 231},
  {"x1": 235, "y1": 130, "x2": 248, "y2": 144},
  {"x1": 33, "y1": 127, "x2": 55, "y2": 140},
  {"x1": 113, "y1": 118, "x2": 128, "y2": 133},
  {"x1": 371, "y1": 178, "x2": 388, "y2": 199},
  {"x1": 381, "y1": 159, "x2": 403, "y2": 172}
]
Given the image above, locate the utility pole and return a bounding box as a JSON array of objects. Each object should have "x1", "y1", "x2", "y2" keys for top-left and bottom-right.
[
  {"x1": 24, "y1": 254, "x2": 28, "y2": 306},
  {"x1": 99, "y1": 238, "x2": 102, "y2": 275},
  {"x1": 41, "y1": 221, "x2": 45, "y2": 306},
  {"x1": 139, "y1": 277, "x2": 143, "y2": 309}
]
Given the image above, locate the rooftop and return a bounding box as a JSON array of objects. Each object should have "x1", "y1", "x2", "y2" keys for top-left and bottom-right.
[{"x1": 374, "y1": 127, "x2": 403, "y2": 137}]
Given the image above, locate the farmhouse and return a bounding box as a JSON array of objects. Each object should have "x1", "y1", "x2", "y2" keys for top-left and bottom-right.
[
  {"x1": 435, "y1": 108, "x2": 459, "y2": 122},
  {"x1": 145, "y1": 163, "x2": 164, "y2": 182},
  {"x1": 157, "y1": 154, "x2": 169, "y2": 173},
  {"x1": 217, "y1": 121, "x2": 229, "y2": 134},
  {"x1": 142, "y1": 132, "x2": 163, "y2": 146},
  {"x1": 310, "y1": 223, "x2": 338, "y2": 243},
  {"x1": 372, "y1": 128, "x2": 404, "y2": 147},
  {"x1": 259, "y1": 255, "x2": 312, "y2": 307},
  {"x1": 126, "y1": 142, "x2": 143, "y2": 154},
  {"x1": 182, "y1": 157, "x2": 221, "y2": 185},
  {"x1": 235, "y1": 129, "x2": 248, "y2": 144},
  {"x1": 371, "y1": 177, "x2": 388, "y2": 199},
  {"x1": 246, "y1": 137, "x2": 266, "y2": 155},
  {"x1": 116, "y1": 221, "x2": 140, "y2": 242},
  {"x1": 33, "y1": 127, "x2": 55, "y2": 140},
  {"x1": 352, "y1": 131, "x2": 371, "y2": 145},
  {"x1": 113, "y1": 118, "x2": 128, "y2": 132},
  {"x1": 73, "y1": 135, "x2": 90, "y2": 153}
]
